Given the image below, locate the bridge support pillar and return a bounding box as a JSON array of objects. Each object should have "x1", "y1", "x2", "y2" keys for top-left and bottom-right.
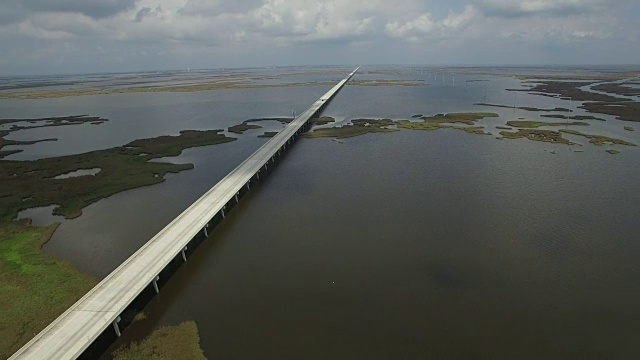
[
  {"x1": 181, "y1": 246, "x2": 187, "y2": 262},
  {"x1": 203, "y1": 224, "x2": 208, "y2": 237},
  {"x1": 235, "y1": 192, "x2": 239, "y2": 203},
  {"x1": 152, "y1": 276, "x2": 160, "y2": 294},
  {"x1": 221, "y1": 207, "x2": 225, "y2": 219},
  {"x1": 113, "y1": 316, "x2": 122, "y2": 337},
  {"x1": 247, "y1": 182, "x2": 251, "y2": 190},
  {"x1": 256, "y1": 172, "x2": 260, "y2": 180}
]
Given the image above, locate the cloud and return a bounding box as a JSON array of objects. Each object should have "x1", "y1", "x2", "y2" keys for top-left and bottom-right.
[
  {"x1": 0, "y1": 0, "x2": 638, "y2": 75},
  {"x1": 476, "y1": 0, "x2": 608, "y2": 18},
  {"x1": 21, "y1": 0, "x2": 139, "y2": 19},
  {"x1": 134, "y1": 6, "x2": 162, "y2": 22},
  {"x1": 178, "y1": 0, "x2": 263, "y2": 16},
  {"x1": 385, "y1": 14, "x2": 436, "y2": 39},
  {"x1": 444, "y1": 5, "x2": 480, "y2": 29}
]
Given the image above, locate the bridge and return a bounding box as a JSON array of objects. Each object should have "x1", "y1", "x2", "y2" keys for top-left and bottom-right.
[{"x1": 11, "y1": 67, "x2": 359, "y2": 359}]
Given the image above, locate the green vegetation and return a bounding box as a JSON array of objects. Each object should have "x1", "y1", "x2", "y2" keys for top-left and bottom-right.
[
  {"x1": 0, "y1": 130, "x2": 235, "y2": 221},
  {"x1": 499, "y1": 129, "x2": 574, "y2": 145},
  {"x1": 474, "y1": 103, "x2": 571, "y2": 112},
  {"x1": 227, "y1": 123, "x2": 262, "y2": 134},
  {"x1": 305, "y1": 113, "x2": 499, "y2": 139},
  {"x1": 506, "y1": 120, "x2": 589, "y2": 128},
  {"x1": 311, "y1": 116, "x2": 335, "y2": 126},
  {"x1": 558, "y1": 129, "x2": 637, "y2": 146},
  {"x1": 451, "y1": 126, "x2": 491, "y2": 135},
  {"x1": 504, "y1": 80, "x2": 640, "y2": 123},
  {"x1": 0, "y1": 221, "x2": 97, "y2": 358},
  {"x1": 624, "y1": 126, "x2": 635, "y2": 131},
  {"x1": 606, "y1": 149, "x2": 621, "y2": 155},
  {"x1": 496, "y1": 126, "x2": 512, "y2": 130},
  {"x1": 581, "y1": 101, "x2": 640, "y2": 122},
  {"x1": 414, "y1": 112, "x2": 499, "y2": 125},
  {"x1": 592, "y1": 83, "x2": 640, "y2": 97},
  {"x1": 509, "y1": 81, "x2": 625, "y2": 102},
  {"x1": 112, "y1": 321, "x2": 206, "y2": 360},
  {"x1": 304, "y1": 119, "x2": 398, "y2": 139},
  {"x1": 540, "y1": 114, "x2": 605, "y2": 121}
]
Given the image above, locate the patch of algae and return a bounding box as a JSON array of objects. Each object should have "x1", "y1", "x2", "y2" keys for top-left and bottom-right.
[{"x1": 112, "y1": 321, "x2": 206, "y2": 360}]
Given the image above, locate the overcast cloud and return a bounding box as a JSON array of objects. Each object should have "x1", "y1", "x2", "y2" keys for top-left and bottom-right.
[{"x1": 0, "y1": 0, "x2": 638, "y2": 75}]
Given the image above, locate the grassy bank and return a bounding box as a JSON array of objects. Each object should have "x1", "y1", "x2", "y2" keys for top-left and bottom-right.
[
  {"x1": 0, "y1": 221, "x2": 97, "y2": 358},
  {"x1": 0, "y1": 130, "x2": 235, "y2": 221}
]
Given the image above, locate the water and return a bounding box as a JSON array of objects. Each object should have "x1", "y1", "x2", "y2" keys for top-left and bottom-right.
[
  {"x1": 2, "y1": 66, "x2": 640, "y2": 358},
  {"x1": 111, "y1": 128, "x2": 640, "y2": 358}
]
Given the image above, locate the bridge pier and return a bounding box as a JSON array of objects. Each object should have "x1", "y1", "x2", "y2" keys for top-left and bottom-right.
[
  {"x1": 112, "y1": 316, "x2": 122, "y2": 337},
  {"x1": 152, "y1": 276, "x2": 160, "y2": 294},
  {"x1": 181, "y1": 246, "x2": 187, "y2": 262}
]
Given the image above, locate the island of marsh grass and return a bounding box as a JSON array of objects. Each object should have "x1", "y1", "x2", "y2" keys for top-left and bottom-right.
[
  {"x1": 0, "y1": 221, "x2": 97, "y2": 359},
  {"x1": 624, "y1": 126, "x2": 635, "y2": 131},
  {"x1": 558, "y1": 129, "x2": 637, "y2": 146},
  {"x1": 311, "y1": 116, "x2": 336, "y2": 126},
  {"x1": 0, "y1": 130, "x2": 235, "y2": 221},
  {"x1": 474, "y1": 103, "x2": 572, "y2": 112},
  {"x1": 304, "y1": 113, "x2": 499, "y2": 139},
  {"x1": 506, "y1": 120, "x2": 590, "y2": 128},
  {"x1": 606, "y1": 149, "x2": 621, "y2": 155},
  {"x1": 592, "y1": 83, "x2": 640, "y2": 97},
  {"x1": 582, "y1": 101, "x2": 640, "y2": 122},
  {"x1": 508, "y1": 81, "x2": 625, "y2": 103},
  {"x1": 540, "y1": 114, "x2": 605, "y2": 121},
  {"x1": 304, "y1": 119, "x2": 398, "y2": 139},
  {"x1": 499, "y1": 129, "x2": 575, "y2": 145},
  {"x1": 227, "y1": 123, "x2": 262, "y2": 134},
  {"x1": 112, "y1": 321, "x2": 206, "y2": 360},
  {"x1": 503, "y1": 80, "x2": 640, "y2": 123}
]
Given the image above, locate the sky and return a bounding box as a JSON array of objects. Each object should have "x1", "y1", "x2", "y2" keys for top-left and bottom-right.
[{"x1": 0, "y1": 0, "x2": 639, "y2": 75}]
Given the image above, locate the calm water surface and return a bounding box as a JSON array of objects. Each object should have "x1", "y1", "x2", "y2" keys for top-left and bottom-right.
[{"x1": 3, "y1": 66, "x2": 639, "y2": 358}]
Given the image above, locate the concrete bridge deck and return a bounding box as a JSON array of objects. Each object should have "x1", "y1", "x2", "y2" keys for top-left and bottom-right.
[{"x1": 11, "y1": 67, "x2": 359, "y2": 360}]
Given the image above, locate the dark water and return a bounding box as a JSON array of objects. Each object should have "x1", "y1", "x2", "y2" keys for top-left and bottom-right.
[
  {"x1": 3, "y1": 66, "x2": 640, "y2": 358},
  {"x1": 113, "y1": 128, "x2": 640, "y2": 359}
]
